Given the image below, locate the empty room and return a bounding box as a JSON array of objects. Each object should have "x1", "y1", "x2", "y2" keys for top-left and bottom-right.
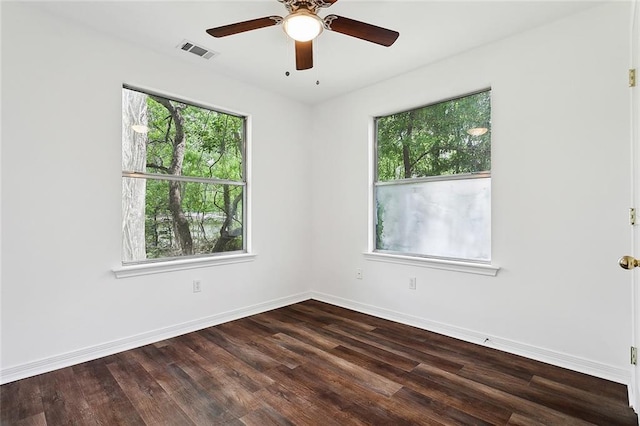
[{"x1": 1, "y1": 0, "x2": 639, "y2": 424}]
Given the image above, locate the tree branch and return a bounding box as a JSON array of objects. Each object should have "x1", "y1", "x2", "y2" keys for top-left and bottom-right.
[
  {"x1": 146, "y1": 163, "x2": 170, "y2": 173},
  {"x1": 409, "y1": 151, "x2": 431, "y2": 169}
]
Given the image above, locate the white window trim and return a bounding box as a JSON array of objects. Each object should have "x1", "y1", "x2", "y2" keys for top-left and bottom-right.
[
  {"x1": 113, "y1": 253, "x2": 257, "y2": 278},
  {"x1": 364, "y1": 252, "x2": 499, "y2": 276},
  {"x1": 367, "y1": 91, "x2": 498, "y2": 276},
  {"x1": 120, "y1": 86, "x2": 253, "y2": 271}
]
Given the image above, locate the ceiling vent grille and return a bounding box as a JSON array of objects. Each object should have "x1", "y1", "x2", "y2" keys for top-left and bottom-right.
[{"x1": 177, "y1": 40, "x2": 218, "y2": 60}]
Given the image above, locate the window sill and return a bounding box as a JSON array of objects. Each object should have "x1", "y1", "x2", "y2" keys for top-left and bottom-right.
[
  {"x1": 363, "y1": 252, "x2": 500, "y2": 276},
  {"x1": 113, "y1": 253, "x2": 257, "y2": 278}
]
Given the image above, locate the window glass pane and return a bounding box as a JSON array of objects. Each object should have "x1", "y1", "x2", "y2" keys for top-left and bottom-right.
[
  {"x1": 122, "y1": 86, "x2": 246, "y2": 264},
  {"x1": 122, "y1": 88, "x2": 244, "y2": 181},
  {"x1": 376, "y1": 91, "x2": 490, "y2": 182},
  {"x1": 374, "y1": 90, "x2": 491, "y2": 263},
  {"x1": 376, "y1": 177, "x2": 491, "y2": 262},
  {"x1": 123, "y1": 178, "x2": 243, "y2": 263}
]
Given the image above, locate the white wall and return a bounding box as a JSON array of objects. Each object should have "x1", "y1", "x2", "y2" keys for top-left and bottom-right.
[
  {"x1": 1, "y1": 0, "x2": 635, "y2": 387},
  {"x1": 309, "y1": 2, "x2": 634, "y2": 383},
  {"x1": 0, "y1": 3, "x2": 312, "y2": 382}
]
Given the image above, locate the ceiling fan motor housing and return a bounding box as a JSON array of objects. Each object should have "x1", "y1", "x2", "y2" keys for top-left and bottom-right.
[{"x1": 278, "y1": 0, "x2": 334, "y2": 14}]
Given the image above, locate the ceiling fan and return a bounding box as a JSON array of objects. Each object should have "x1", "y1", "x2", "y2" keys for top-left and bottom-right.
[{"x1": 206, "y1": 0, "x2": 399, "y2": 71}]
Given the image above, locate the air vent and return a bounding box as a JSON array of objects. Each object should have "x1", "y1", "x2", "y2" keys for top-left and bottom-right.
[{"x1": 177, "y1": 40, "x2": 218, "y2": 60}]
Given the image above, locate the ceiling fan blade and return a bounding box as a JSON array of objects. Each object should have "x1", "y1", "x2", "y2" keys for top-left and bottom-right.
[
  {"x1": 324, "y1": 15, "x2": 399, "y2": 47},
  {"x1": 295, "y1": 40, "x2": 313, "y2": 70},
  {"x1": 206, "y1": 16, "x2": 282, "y2": 38}
]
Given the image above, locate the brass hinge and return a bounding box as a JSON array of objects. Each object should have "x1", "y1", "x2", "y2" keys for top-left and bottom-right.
[
  {"x1": 632, "y1": 346, "x2": 638, "y2": 365},
  {"x1": 630, "y1": 69, "x2": 637, "y2": 87},
  {"x1": 631, "y1": 208, "x2": 637, "y2": 225}
]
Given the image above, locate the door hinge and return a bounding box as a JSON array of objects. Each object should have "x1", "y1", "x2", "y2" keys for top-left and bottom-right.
[
  {"x1": 630, "y1": 69, "x2": 637, "y2": 87},
  {"x1": 631, "y1": 208, "x2": 637, "y2": 225},
  {"x1": 632, "y1": 346, "x2": 638, "y2": 365}
]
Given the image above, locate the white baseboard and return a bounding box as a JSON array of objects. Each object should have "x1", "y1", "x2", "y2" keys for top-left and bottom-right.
[
  {"x1": 629, "y1": 373, "x2": 639, "y2": 414},
  {"x1": 311, "y1": 291, "x2": 631, "y2": 385},
  {"x1": 2, "y1": 290, "x2": 631, "y2": 389},
  {"x1": 0, "y1": 292, "x2": 312, "y2": 385}
]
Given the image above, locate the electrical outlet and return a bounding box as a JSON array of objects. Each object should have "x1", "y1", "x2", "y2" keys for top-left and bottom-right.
[
  {"x1": 356, "y1": 268, "x2": 363, "y2": 280},
  {"x1": 409, "y1": 277, "x2": 417, "y2": 290},
  {"x1": 193, "y1": 280, "x2": 202, "y2": 293}
]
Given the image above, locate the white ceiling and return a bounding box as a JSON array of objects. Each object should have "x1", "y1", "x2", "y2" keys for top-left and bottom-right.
[{"x1": 28, "y1": 0, "x2": 605, "y2": 105}]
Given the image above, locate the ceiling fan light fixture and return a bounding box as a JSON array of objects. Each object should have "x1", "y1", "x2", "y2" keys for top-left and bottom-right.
[
  {"x1": 283, "y1": 9, "x2": 323, "y2": 42},
  {"x1": 131, "y1": 124, "x2": 149, "y2": 134},
  {"x1": 466, "y1": 127, "x2": 489, "y2": 136}
]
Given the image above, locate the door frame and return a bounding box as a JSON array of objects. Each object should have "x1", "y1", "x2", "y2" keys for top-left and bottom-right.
[{"x1": 629, "y1": 0, "x2": 639, "y2": 413}]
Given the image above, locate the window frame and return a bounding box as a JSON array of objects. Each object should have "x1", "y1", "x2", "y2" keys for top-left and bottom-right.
[
  {"x1": 369, "y1": 89, "x2": 499, "y2": 275},
  {"x1": 116, "y1": 85, "x2": 252, "y2": 276}
]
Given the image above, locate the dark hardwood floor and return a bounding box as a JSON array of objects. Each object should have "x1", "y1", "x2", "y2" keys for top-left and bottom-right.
[{"x1": 1, "y1": 300, "x2": 638, "y2": 425}]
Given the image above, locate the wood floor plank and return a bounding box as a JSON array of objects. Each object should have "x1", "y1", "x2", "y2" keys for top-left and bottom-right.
[
  {"x1": 253, "y1": 383, "x2": 341, "y2": 426},
  {"x1": 0, "y1": 375, "x2": 43, "y2": 425},
  {"x1": 458, "y1": 361, "x2": 636, "y2": 425},
  {"x1": 258, "y1": 306, "x2": 333, "y2": 330},
  {"x1": 517, "y1": 355, "x2": 630, "y2": 402},
  {"x1": 290, "y1": 362, "x2": 428, "y2": 425},
  {"x1": 373, "y1": 322, "x2": 624, "y2": 401},
  {"x1": 456, "y1": 361, "x2": 536, "y2": 396},
  {"x1": 216, "y1": 317, "x2": 276, "y2": 342},
  {"x1": 200, "y1": 327, "x2": 282, "y2": 372},
  {"x1": 71, "y1": 360, "x2": 145, "y2": 426},
  {"x1": 329, "y1": 342, "x2": 513, "y2": 424},
  {"x1": 368, "y1": 325, "x2": 536, "y2": 382},
  {"x1": 457, "y1": 362, "x2": 607, "y2": 423},
  {"x1": 414, "y1": 362, "x2": 604, "y2": 425},
  {"x1": 128, "y1": 345, "x2": 236, "y2": 424},
  {"x1": 528, "y1": 375, "x2": 639, "y2": 425},
  {"x1": 329, "y1": 344, "x2": 409, "y2": 383},
  {"x1": 265, "y1": 349, "x2": 434, "y2": 426},
  {"x1": 265, "y1": 364, "x2": 372, "y2": 426},
  {"x1": 249, "y1": 311, "x2": 342, "y2": 351},
  {"x1": 11, "y1": 412, "x2": 47, "y2": 426},
  {"x1": 246, "y1": 336, "x2": 308, "y2": 370},
  {"x1": 268, "y1": 332, "x2": 403, "y2": 397},
  {"x1": 284, "y1": 303, "x2": 377, "y2": 332},
  {"x1": 1, "y1": 300, "x2": 637, "y2": 425},
  {"x1": 181, "y1": 330, "x2": 275, "y2": 392},
  {"x1": 106, "y1": 353, "x2": 195, "y2": 425},
  {"x1": 239, "y1": 405, "x2": 296, "y2": 426},
  {"x1": 155, "y1": 342, "x2": 260, "y2": 418},
  {"x1": 323, "y1": 322, "x2": 464, "y2": 374},
  {"x1": 401, "y1": 366, "x2": 514, "y2": 424},
  {"x1": 39, "y1": 367, "x2": 99, "y2": 426},
  {"x1": 506, "y1": 412, "x2": 551, "y2": 426},
  {"x1": 393, "y1": 386, "x2": 494, "y2": 426}
]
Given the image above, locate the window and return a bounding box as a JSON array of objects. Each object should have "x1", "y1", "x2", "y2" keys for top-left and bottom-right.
[
  {"x1": 374, "y1": 90, "x2": 491, "y2": 263},
  {"x1": 121, "y1": 87, "x2": 246, "y2": 264}
]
